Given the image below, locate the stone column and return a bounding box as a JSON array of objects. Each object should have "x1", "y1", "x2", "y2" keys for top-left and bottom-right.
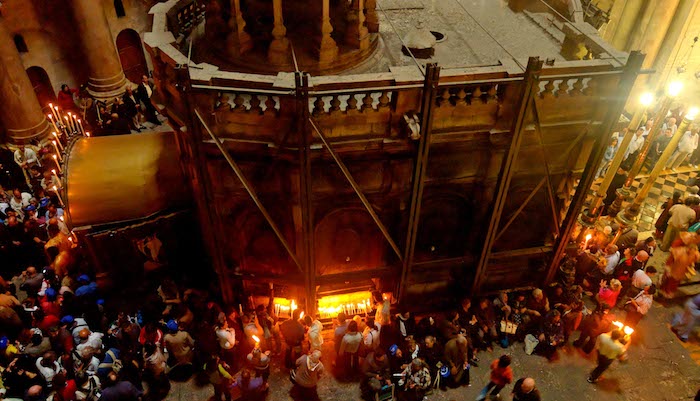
[
  {"x1": 629, "y1": 0, "x2": 681, "y2": 69},
  {"x1": 611, "y1": 0, "x2": 644, "y2": 50},
  {"x1": 345, "y1": 0, "x2": 370, "y2": 50},
  {"x1": 0, "y1": 18, "x2": 50, "y2": 144},
  {"x1": 650, "y1": 0, "x2": 696, "y2": 89},
  {"x1": 69, "y1": 0, "x2": 129, "y2": 100},
  {"x1": 227, "y1": 0, "x2": 253, "y2": 57},
  {"x1": 268, "y1": 0, "x2": 291, "y2": 64},
  {"x1": 316, "y1": 0, "x2": 338, "y2": 64},
  {"x1": 365, "y1": 0, "x2": 378, "y2": 33}
]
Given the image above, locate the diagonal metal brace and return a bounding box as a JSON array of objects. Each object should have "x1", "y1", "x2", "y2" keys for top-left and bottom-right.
[
  {"x1": 308, "y1": 118, "x2": 404, "y2": 262},
  {"x1": 195, "y1": 109, "x2": 303, "y2": 273}
]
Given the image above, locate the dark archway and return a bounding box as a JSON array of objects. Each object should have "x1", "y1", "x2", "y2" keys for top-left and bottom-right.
[
  {"x1": 26, "y1": 66, "x2": 55, "y2": 109},
  {"x1": 114, "y1": 0, "x2": 126, "y2": 17},
  {"x1": 116, "y1": 29, "x2": 148, "y2": 84},
  {"x1": 13, "y1": 34, "x2": 28, "y2": 53}
]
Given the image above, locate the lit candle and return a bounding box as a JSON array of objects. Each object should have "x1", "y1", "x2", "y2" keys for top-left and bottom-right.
[
  {"x1": 252, "y1": 335, "x2": 260, "y2": 349},
  {"x1": 48, "y1": 114, "x2": 59, "y2": 133},
  {"x1": 70, "y1": 231, "x2": 78, "y2": 243},
  {"x1": 583, "y1": 233, "x2": 592, "y2": 250},
  {"x1": 72, "y1": 114, "x2": 80, "y2": 133},
  {"x1": 77, "y1": 118, "x2": 85, "y2": 135},
  {"x1": 67, "y1": 113, "x2": 76, "y2": 132},
  {"x1": 52, "y1": 185, "x2": 64, "y2": 206},
  {"x1": 51, "y1": 133, "x2": 64, "y2": 151},
  {"x1": 85, "y1": 131, "x2": 91, "y2": 137},
  {"x1": 51, "y1": 141, "x2": 62, "y2": 159},
  {"x1": 51, "y1": 169, "x2": 59, "y2": 180},
  {"x1": 54, "y1": 105, "x2": 62, "y2": 121},
  {"x1": 53, "y1": 155, "x2": 62, "y2": 173},
  {"x1": 63, "y1": 116, "x2": 70, "y2": 133}
]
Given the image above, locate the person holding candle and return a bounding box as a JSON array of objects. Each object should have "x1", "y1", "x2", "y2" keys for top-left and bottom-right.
[{"x1": 587, "y1": 329, "x2": 628, "y2": 383}]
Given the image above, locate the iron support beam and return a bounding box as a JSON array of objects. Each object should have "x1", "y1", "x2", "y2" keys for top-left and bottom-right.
[
  {"x1": 308, "y1": 118, "x2": 404, "y2": 262},
  {"x1": 472, "y1": 57, "x2": 544, "y2": 293},
  {"x1": 398, "y1": 63, "x2": 441, "y2": 302},
  {"x1": 296, "y1": 72, "x2": 317, "y2": 315},
  {"x1": 546, "y1": 51, "x2": 646, "y2": 283},
  {"x1": 177, "y1": 68, "x2": 236, "y2": 304},
  {"x1": 194, "y1": 109, "x2": 304, "y2": 273},
  {"x1": 495, "y1": 177, "x2": 546, "y2": 242}
]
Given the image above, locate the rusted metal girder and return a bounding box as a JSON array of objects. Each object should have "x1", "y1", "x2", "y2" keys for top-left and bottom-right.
[
  {"x1": 308, "y1": 118, "x2": 404, "y2": 262},
  {"x1": 296, "y1": 72, "x2": 317, "y2": 315},
  {"x1": 472, "y1": 57, "x2": 544, "y2": 293},
  {"x1": 399, "y1": 63, "x2": 441, "y2": 302},
  {"x1": 546, "y1": 51, "x2": 646, "y2": 284},
  {"x1": 177, "y1": 67, "x2": 236, "y2": 304},
  {"x1": 194, "y1": 109, "x2": 304, "y2": 273}
]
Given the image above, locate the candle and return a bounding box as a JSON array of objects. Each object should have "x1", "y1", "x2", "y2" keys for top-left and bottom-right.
[
  {"x1": 583, "y1": 233, "x2": 592, "y2": 250},
  {"x1": 63, "y1": 116, "x2": 70, "y2": 133},
  {"x1": 51, "y1": 169, "x2": 59, "y2": 180},
  {"x1": 52, "y1": 185, "x2": 64, "y2": 206},
  {"x1": 85, "y1": 131, "x2": 91, "y2": 137},
  {"x1": 77, "y1": 119, "x2": 85, "y2": 135},
  {"x1": 71, "y1": 114, "x2": 79, "y2": 133},
  {"x1": 53, "y1": 155, "x2": 62, "y2": 173},
  {"x1": 67, "y1": 113, "x2": 76, "y2": 132},
  {"x1": 51, "y1": 132, "x2": 64, "y2": 151},
  {"x1": 48, "y1": 114, "x2": 59, "y2": 133},
  {"x1": 70, "y1": 231, "x2": 78, "y2": 243},
  {"x1": 54, "y1": 105, "x2": 62, "y2": 121},
  {"x1": 51, "y1": 141, "x2": 62, "y2": 159}
]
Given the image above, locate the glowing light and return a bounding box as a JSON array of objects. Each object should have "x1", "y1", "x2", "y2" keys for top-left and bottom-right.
[
  {"x1": 585, "y1": 234, "x2": 592, "y2": 241},
  {"x1": 668, "y1": 81, "x2": 683, "y2": 97},
  {"x1": 613, "y1": 321, "x2": 623, "y2": 328},
  {"x1": 687, "y1": 107, "x2": 699, "y2": 121},
  {"x1": 299, "y1": 311, "x2": 305, "y2": 320},
  {"x1": 639, "y1": 92, "x2": 654, "y2": 107},
  {"x1": 252, "y1": 335, "x2": 260, "y2": 343},
  {"x1": 624, "y1": 326, "x2": 634, "y2": 336}
]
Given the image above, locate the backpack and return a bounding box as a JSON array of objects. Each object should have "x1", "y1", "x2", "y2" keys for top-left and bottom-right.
[
  {"x1": 76, "y1": 376, "x2": 101, "y2": 401},
  {"x1": 98, "y1": 350, "x2": 122, "y2": 374}
]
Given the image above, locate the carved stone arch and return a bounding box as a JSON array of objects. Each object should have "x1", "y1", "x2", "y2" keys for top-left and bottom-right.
[
  {"x1": 314, "y1": 206, "x2": 386, "y2": 276},
  {"x1": 226, "y1": 204, "x2": 296, "y2": 276}
]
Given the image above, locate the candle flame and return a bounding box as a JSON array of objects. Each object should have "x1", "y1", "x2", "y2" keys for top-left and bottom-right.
[
  {"x1": 54, "y1": 106, "x2": 59, "y2": 111},
  {"x1": 48, "y1": 114, "x2": 53, "y2": 119},
  {"x1": 68, "y1": 237, "x2": 73, "y2": 242},
  {"x1": 52, "y1": 140, "x2": 56, "y2": 145},
  {"x1": 52, "y1": 132, "x2": 58, "y2": 137},
  {"x1": 252, "y1": 335, "x2": 260, "y2": 343},
  {"x1": 623, "y1": 326, "x2": 634, "y2": 336},
  {"x1": 51, "y1": 169, "x2": 57, "y2": 175},
  {"x1": 585, "y1": 234, "x2": 592, "y2": 241},
  {"x1": 86, "y1": 132, "x2": 91, "y2": 137},
  {"x1": 59, "y1": 216, "x2": 64, "y2": 221},
  {"x1": 53, "y1": 155, "x2": 58, "y2": 160},
  {"x1": 52, "y1": 185, "x2": 58, "y2": 191},
  {"x1": 613, "y1": 321, "x2": 623, "y2": 328},
  {"x1": 299, "y1": 311, "x2": 305, "y2": 320},
  {"x1": 49, "y1": 103, "x2": 53, "y2": 108}
]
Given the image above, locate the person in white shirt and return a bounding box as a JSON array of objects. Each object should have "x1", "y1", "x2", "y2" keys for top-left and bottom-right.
[
  {"x1": 624, "y1": 284, "x2": 656, "y2": 327},
  {"x1": 642, "y1": 119, "x2": 654, "y2": 137},
  {"x1": 668, "y1": 129, "x2": 699, "y2": 170},
  {"x1": 13, "y1": 145, "x2": 41, "y2": 169},
  {"x1": 9, "y1": 189, "x2": 31, "y2": 218},
  {"x1": 623, "y1": 128, "x2": 645, "y2": 161},
  {"x1": 662, "y1": 117, "x2": 677, "y2": 136},
  {"x1": 35, "y1": 351, "x2": 62, "y2": 385}
]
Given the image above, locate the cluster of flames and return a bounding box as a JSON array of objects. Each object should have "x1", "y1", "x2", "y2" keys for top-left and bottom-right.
[
  {"x1": 273, "y1": 291, "x2": 380, "y2": 320},
  {"x1": 613, "y1": 320, "x2": 634, "y2": 337}
]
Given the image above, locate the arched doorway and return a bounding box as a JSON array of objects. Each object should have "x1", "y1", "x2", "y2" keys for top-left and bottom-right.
[
  {"x1": 26, "y1": 66, "x2": 55, "y2": 109},
  {"x1": 116, "y1": 29, "x2": 148, "y2": 84}
]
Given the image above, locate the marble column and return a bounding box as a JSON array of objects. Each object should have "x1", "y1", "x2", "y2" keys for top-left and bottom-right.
[
  {"x1": 70, "y1": 0, "x2": 128, "y2": 100},
  {"x1": 227, "y1": 0, "x2": 252, "y2": 57},
  {"x1": 365, "y1": 0, "x2": 379, "y2": 33},
  {"x1": 629, "y1": 0, "x2": 680, "y2": 69},
  {"x1": 316, "y1": 0, "x2": 338, "y2": 64},
  {"x1": 0, "y1": 18, "x2": 50, "y2": 144},
  {"x1": 611, "y1": 0, "x2": 644, "y2": 50},
  {"x1": 345, "y1": 0, "x2": 370, "y2": 50},
  {"x1": 268, "y1": 0, "x2": 291, "y2": 64},
  {"x1": 650, "y1": 0, "x2": 695, "y2": 89}
]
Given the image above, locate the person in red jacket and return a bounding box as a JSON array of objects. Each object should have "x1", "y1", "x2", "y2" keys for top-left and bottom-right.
[{"x1": 476, "y1": 355, "x2": 513, "y2": 401}]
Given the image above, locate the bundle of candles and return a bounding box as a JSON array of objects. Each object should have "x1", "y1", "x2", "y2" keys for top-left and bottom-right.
[
  {"x1": 45, "y1": 102, "x2": 91, "y2": 182},
  {"x1": 612, "y1": 320, "x2": 634, "y2": 340},
  {"x1": 273, "y1": 298, "x2": 298, "y2": 319},
  {"x1": 317, "y1": 291, "x2": 373, "y2": 320}
]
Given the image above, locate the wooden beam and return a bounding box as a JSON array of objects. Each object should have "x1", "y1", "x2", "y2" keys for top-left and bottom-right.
[
  {"x1": 194, "y1": 109, "x2": 304, "y2": 273},
  {"x1": 308, "y1": 118, "x2": 404, "y2": 262},
  {"x1": 472, "y1": 57, "x2": 544, "y2": 294},
  {"x1": 494, "y1": 177, "x2": 546, "y2": 242}
]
